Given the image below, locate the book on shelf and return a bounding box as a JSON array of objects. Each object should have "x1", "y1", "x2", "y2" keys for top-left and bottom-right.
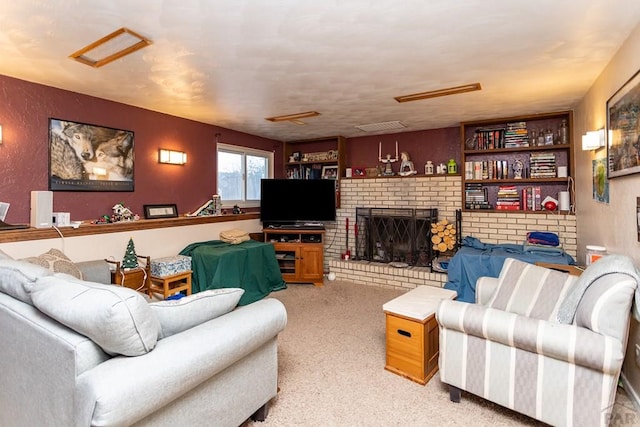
[
  {"x1": 465, "y1": 201, "x2": 493, "y2": 210},
  {"x1": 504, "y1": 121, "x2": 529, "y2": 148},
  {"x1": 496, "y1": 184, "x2": 520, "y2": 210},
  {"x1": 519, "y1": 186, "x2": 542, "y2": 210},
  {"x1": 474, "y1": 127, "x2": 506, "y2": 150}
]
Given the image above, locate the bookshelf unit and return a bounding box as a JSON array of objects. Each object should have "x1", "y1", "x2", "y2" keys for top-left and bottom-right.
[
  {"x1": 284, "y1": 136, "x2": 346, "y2": 208},
  {"x1": 460, "y1": 111, "x2": 574, "y2": 213}
]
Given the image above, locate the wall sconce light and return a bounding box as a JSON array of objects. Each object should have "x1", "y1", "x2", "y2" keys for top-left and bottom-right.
[
  {"x1": 158, "y1": 149, "x2": 187, "y2": 165},
  {"x1": 0, "y1": 124, "x2": 3, "y2": 144},
  {"x1": 581, "y1": 129, "x2": 605, "y2": 151}
]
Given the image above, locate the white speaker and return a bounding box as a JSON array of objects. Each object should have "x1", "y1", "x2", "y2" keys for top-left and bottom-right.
[{"x1": 30, "y1": 191, "x2": 53, "y2": 228}]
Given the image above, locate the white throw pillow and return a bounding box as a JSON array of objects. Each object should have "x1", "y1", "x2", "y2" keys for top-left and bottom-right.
[
  {"x1": 149, "y1": 288, "x2": 245, "y2": 339},
  {"x1": 30, "y1": 274, "x2": 160, "y2": 356},
  {"x1": 0, "y1": 259, "x2": 52, "y2": 304}
]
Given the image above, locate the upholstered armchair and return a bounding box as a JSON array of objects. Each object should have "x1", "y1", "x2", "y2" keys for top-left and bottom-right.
[{"x1": 436, "y1": 256, "x2": 639, "y2": 427}]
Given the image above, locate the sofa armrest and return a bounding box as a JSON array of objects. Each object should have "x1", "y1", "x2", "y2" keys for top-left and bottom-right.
[
  {"x1": 74, "y1": 298, "x2": 287, "y2": 427},
  {"x1": 437, "y1": 299, "x2": 623, "y2": 374},
  {"x1": 76, "y1": 260, "x2": 111, "y2": 284},
  {"x1": 475, "y1": 276, "x2": 499, "y2": 305}
]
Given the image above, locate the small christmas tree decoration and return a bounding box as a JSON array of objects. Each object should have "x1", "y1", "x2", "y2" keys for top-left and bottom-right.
[{"x1": 122, "y1": 238, "x2": 139, "y2": 270}]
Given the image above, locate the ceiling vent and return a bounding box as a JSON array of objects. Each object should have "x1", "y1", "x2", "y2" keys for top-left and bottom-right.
[
  {"x1": 355, "y1": 121, "x2": 407, "y2": 132},
  {"x1": 69, "y1": 27, "x2": 152, "y2": 68}
]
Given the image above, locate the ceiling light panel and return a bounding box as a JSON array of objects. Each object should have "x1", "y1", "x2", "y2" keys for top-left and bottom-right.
[
  {"x1": 70, "y1": 27, "x2": 151, "y2": 68},
  {"x1": 355, "y1": 121, "x2": 407, "y2": 132},
  {"x1": 265, "y1": 111, "x2": 320, "y2": 122},
  {"x1": 394, "y1": 83, "x2": 482, "y2": 103}
]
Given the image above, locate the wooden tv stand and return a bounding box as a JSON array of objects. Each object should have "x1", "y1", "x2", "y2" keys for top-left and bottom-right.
[{"x1": 263, "y1": 227, "x2": 325, "y2": 286}]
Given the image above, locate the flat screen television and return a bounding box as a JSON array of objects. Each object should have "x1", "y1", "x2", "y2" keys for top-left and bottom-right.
[{"x1": 260, "y1": 179, "x2": 336, "y2": 227}]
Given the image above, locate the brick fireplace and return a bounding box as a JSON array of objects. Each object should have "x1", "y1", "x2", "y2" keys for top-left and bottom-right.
[
  {"x1": 326, "y1": 175, "x2": 577, "y2": 292},
  {"x1": 354, "y1": 207, "x2": 438, "y2": 267}
]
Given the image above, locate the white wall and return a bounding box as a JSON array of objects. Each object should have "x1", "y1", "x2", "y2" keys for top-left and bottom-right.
[
  {"x1": 574, "y1": 21, "x2": 640, "y2": 407},
  {"x1": 0, "y1": 219, "x2": 261, "y2": 262}
]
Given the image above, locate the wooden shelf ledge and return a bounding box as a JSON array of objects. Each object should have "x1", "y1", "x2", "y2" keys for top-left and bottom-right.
[{"x1": 0, "y1": 213, "x2": 259, "y2": 244}]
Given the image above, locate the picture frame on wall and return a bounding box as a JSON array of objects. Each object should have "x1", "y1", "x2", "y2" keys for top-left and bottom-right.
[
  {"x1": 48, "y1": 118, "x2": 134, "y2": 191},
  {"x1": 606, "y1": 69, "x2": 640, "y2": 179},
  {"x1": 592, "y1": 158, "x2": 609, "y2": 203}
]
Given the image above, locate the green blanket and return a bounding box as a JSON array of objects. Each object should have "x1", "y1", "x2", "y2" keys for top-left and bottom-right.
[{"x1": 179, "y1": 240, "x2": 287, "y2": 306}]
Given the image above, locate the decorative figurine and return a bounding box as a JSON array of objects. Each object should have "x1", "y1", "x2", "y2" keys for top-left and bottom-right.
[
  {"x1": 112, "y1": 202, "x2": 136, "y2": 222},
  {"x1": 513, "y1": 159, "x2": 524, "y2": 179},
  {"x1": 378, "y1": 141, "x2": 399, "y2": 176},
  {"x1": 398, "y1": 152, "x2": 417, "y2": 176}
]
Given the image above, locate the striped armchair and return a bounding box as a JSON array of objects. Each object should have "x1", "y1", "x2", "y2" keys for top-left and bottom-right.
[{"x1": 436, "y1": 256, "x2": 639, "y2": 427}]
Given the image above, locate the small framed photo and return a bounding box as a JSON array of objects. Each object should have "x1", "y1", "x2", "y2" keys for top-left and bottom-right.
[
  {"x1": 292, "y1": 151, "x2": 301, "y2": 162},
  {"x1": 143, "y1": 204, "x2": 178, "y2": 219},
  {"x1": 353, "y1": 167, "x2": 366, "y2": 177},
  {"x1": 321, "y1": 165, "x2": 338, "y2": 179}
]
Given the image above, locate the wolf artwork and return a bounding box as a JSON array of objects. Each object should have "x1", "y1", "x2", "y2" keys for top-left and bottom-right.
[{"x1": 49, "y1": 119, "x2": 134, "y2": 191}]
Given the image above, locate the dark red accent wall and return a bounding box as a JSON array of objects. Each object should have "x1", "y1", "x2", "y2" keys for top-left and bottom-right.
[
  {"x1": 346, "y1": 127, "x2": 460, "y2": 174},
  {"x1": 0, "y1": 75, "x2": 283, "y2": 224}
]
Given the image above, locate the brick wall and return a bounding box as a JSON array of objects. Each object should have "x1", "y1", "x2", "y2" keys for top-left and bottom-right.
[{"x1": 327, "y1": 175, "x2": 577, "y2": 291}]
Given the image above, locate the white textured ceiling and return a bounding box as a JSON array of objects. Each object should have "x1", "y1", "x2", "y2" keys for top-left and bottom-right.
[{"x1": 1, "y1": 1, "x2": 640, "y2": 141}]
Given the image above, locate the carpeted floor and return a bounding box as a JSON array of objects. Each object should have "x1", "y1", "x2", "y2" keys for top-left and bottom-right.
[{"x1": 243, "y1": 280, "x2": 639, "y2": 426}]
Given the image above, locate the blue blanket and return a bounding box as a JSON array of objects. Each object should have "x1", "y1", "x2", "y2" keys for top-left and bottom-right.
[{"x1": 444, "y1": 236, "x2": 575, "y2": 303}]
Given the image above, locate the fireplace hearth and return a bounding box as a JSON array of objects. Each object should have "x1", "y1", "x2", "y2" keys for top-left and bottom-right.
[{"x1": 355, "y1": 207, "x2": 438, "y2": 267}]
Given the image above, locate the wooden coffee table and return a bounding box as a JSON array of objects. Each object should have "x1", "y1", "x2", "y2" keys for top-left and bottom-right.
[{"x1": 383, "y1": 286, "x2": 457, "y2": 385}]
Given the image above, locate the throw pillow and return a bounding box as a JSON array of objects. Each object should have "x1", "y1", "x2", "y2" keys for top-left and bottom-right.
[
  {"x1": 149, "y1": 288, "x2": 245, "y2": 339},
  {"x1": 0, "y1": 259, "x2": 52, "y2": 304},
  {"x1": 22, "y1": 248, "x2": 83, "y2": 279},
  {"x1": 30, "y1": 275, "x2": 160, "y2": 356}
]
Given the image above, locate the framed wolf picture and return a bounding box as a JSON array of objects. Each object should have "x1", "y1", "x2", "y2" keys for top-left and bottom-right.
[{"x1": 48, "y1": 118, "x2": 134, "y2": 191}]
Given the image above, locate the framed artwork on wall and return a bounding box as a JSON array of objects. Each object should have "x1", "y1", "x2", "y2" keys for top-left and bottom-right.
[
  {"x1": 592, "y1": 158, "x2": 609, "y2": 203},
  {"x1": 143, "y1": 204, "x2": 178, "y2": 219},
  {"x1": 606, "y1": 69, "x2": 640, "y2": 179},
  {"x1": 48, "y1": 118, "x2": 134, "y2": 191}
]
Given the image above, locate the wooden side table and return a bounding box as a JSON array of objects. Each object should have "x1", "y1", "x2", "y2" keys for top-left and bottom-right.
[
  {"x1": 535, "y1": 262, "x2": 585, "y2": 276},
  {"x1": 148, "y1": 270, "x2": 192, "y2": 300},
  {"x1": 106, "y1": 255, "x2": 151, "y2": 294},
  {"x1": 383, "y1": 286, "x2": 457, "y2": 385}
]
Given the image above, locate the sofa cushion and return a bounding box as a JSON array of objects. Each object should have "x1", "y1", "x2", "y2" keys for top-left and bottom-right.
[
  {"x1": 149, "y1": 288, "x2": 244, "y2": 338},
  {"x1": 22, "y1": 248, "x2": 83, "y2": 279},
  {"x1": 30, "y1": 275, "x2": 160, "y2": 356},
  {"x1": 0, "y1": 259, "x2": 52, "y2": 304},
  {"x1": 487, "y1": 258, "x2": 577, "y2": 321}
]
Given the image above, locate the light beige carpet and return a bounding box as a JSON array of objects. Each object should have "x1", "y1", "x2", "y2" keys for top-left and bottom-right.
[{"x1": 244, "y1": 280, "x2": 639, "y2": 426}]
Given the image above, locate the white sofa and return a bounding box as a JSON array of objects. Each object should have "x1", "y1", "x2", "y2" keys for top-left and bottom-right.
[
  {"x1": 0, "y1": 254, "x2": 287, "y2": 427},
  {"x1": 437, "y1": 255, "x2": 639, "y2": 427}
]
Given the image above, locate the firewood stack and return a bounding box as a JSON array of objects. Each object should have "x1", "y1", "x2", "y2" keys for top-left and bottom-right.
[{"x1": 431, "y1": 219, "x2": 457, "y2": 253}]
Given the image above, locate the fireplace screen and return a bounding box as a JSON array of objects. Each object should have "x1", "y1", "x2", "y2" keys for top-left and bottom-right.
[{"x1": 355, "y1": 208, "x2": 438, "y2": 267}]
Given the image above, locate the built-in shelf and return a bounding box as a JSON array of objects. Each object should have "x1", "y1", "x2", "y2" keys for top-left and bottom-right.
[{"x1": 0, "y1": 213, "x2": 259, "y2": 244}]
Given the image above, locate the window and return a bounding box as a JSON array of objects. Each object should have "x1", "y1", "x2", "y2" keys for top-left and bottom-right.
[{"x1": 217, "y1": 143, "x2": 273, "y2": 207}]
